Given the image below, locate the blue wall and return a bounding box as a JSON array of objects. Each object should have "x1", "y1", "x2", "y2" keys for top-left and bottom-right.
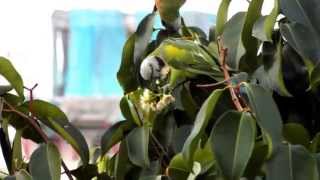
[{"x1": 65, "y1": 10, "x2": 215, "y2": 96}]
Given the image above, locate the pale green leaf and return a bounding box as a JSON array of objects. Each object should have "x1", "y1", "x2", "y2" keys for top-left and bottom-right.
[
  {"x1": 253, "y1": 0, "x2": 279, "y2": 42},
  {"x1": 215, "y1": 0, "x2": 231, "y2": 38},
  {"x1": 0, "y1": 57, "x2": 24, "y2": 99},
  {"x1": 29, "y1": 143, "x2": 61, "y2": 180}
]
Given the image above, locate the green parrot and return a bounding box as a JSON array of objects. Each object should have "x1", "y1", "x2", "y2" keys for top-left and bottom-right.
[
  {"x1": 140, "y1": 38, "x2": 223, "y2": 88},
  {"x1": 155, "y1": 0, "x2": 186, "y2": 29}
]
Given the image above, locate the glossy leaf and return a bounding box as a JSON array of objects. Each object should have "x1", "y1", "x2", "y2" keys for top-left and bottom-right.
[
  {"x1": 255, "y1": 38, "x2": 291, "y2": 97},
  {"x1": 134, "y1": 13, "x2": 156, "y2": 65},
  {"x1": 0, "y1": 98, "x2": 12, "y2": 174},
  {"x1": 182, "y1": 89, "x2": 224, "y2": 163},
  {"x1": 117, "y1": 34, "x2": 138, "y2": 93},
  {"x1": 4, "y1": 170, "x2": 32, "y2": 180},
  {"x1": 311, "y1": 62, "x2": 320, "y2": 90},
  {"x1": 283, "y1": 123, "x2": 310, "y2": 148},
  {"x1": 281, "y1": 43, "x2": 310, "y2": 95},
  {"x1": 211, "y1": 111, "x2": 256, "y2": 180},
  {"x1": 11, "y1": 130, "x2": 23, "y2": 172},
  {"x1": 114, "y1": 142, "x2": 131, "y2": 180},
  {"x1": 139, "y1": 176, "x2": 163, "y2": 180},
  {"x1": 156, "y1": 0, "x2": 185, "y2": 25},
  {"x1": 0, "y1": 86, "x2": 12, "y2": 96},
  {"x1": 265, "y1": 144, "x2": 318, "y2": 180},
  {"x1": 253, "y1": 0, "x2": 279, "y2": 42},
  {"x1": 280, "y1": 23, "x2": 320, "y2": 63},
  {"x1": 221, "y1": 12, "x2": 246, "y2": 70},
  {"x1": 241, "y1": 83, "x2": 283, "y2": 158},
  {"x1": 222, "y1": 0, "x2": 263, "y2": 71},
  {"x1": 29, "y1": 100, "x2": 89, "y2": 164},
  {"x1": 139, "y1": 161, "x2": 161, "y2": 178},
  {"x1": 29, "y1": 143, "x2": 61, "y2": 180},
  {"x1": 215, "y1": 0, "x2": 231, "y2": 38},
  {"x1": 193, "y1": 142, "x2": 215, "y2": 174},
  {"x1": 70, "y1": 164, "x2": 98, "y2": 180},
  {"x1": 101, "y1": 120, "x2": 134, "y2": 156},
  {"x1": 243, "y1": 142, "x2": 269, "y2": 179},
  {"x1": 0, "y1": 127, "x2": 12, "y2": 174},
  {"x1": 168, "y1": 153, "x2": 189, "y2": 180},
  {"x1": 310, "y1": 133, "x2": 320, "y2": 153},
  {"x1": 126, "y1": 125, "x2": 150, "y2": 167},
  {"x1": 0, "y1": 57, "x2": 24, "y2": 99},
  {"x1": 120, "y1": 96, "x2": 142, "y2": 126}
]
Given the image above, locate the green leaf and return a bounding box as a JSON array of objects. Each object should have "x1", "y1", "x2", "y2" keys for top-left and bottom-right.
[
  {"x1": 168, "y1": 153, "x2": 189, "y2": 180},
  {"x1": 0, "y1": 98, "x2": 12, "y2": 174},
  {"x1": 70, "y1": 164, "x2": 98, "y2": 180},
  {"x1": 193, "y1": 142, "x2": 215, "y2": 174},
  {"x1": 114, "y1": 142, "x2": 131, "y2": 180},
  {"x1": 152, "y1": 113, "x2": 176, "y2": 151},
  {"x1": 172, "y1": 125, "x2": 192, "y2": 153},
  {"x1": 265, "y1": 144, "x2": 319, "y2": 180},
  {"x1": 243, "y1": 142, "x2": 269, "y2": 179},
  {"x1": 4, "y1": 170, "x2": 32, "y2": 180},
  {"x1": 254, "y1": 38, "x2": 292, "y2": 97},
  {"x1": 0, "y1": 86, "x2": 12, "y2": 96},
  {"x1": 0, "y1": 127, "x2": 12, "y2": 175},
  {"x1": 283, "y1": 123, "x2": 310, "y2": 148},
  {"x1": 2, "y1": 93, "x2": 22, "y2": 106},
  {"x1": 210, "y1": 111, "x2": 256, "y2": 180},
  {"x1": 173, "y1": 83, "x2": 198, "y2": 120},
  {"x1": 126, "y1": 125, "x2": 150, "y2": 167},
  {"x1": 29, "y1": 143, "x2": 61, "y2": 180},
  {"x1": 182, "y1": 89, "x2": 225, "y2": 164},
  {"x1": 311, "y1": 62, "x2": 320, "y2": 90},
  {"x1": 222, "y1": 0, "x2": 263, "y2": 71},
  {"x1": 0, "y1": 57, "x2": 24, "y2": 99},
  {"x1": 215, "y1": 0, "x2": 231, "y2": 38},
  {"x1": 117, "y1": 34, "x2": 138, "y2": 93},
  {"x1": 280, "y1": 0, "x2": 320, "y2": 62},
  {"x1": 139, "y1": 176, "x2": 163, "y2": 180},
  {"x1": 120, "y1": 96, "x2": 142, "y2": 126},
  {"x1": 11, "y1": 130, "x2": 23, "y2": 172},
  {"x1": 280, "y1": 22, "x2": 320, "y2": 64},
  {"x1": 241, "y1": 83, "x2": 283, "y2": 158},
  {"x1": 139, "y1": 161, "x2": 161, "y2": 178},
  {"x1": 252, "y1": 0, "x2": 279, "y2": 42},
  {"x1": 101, "y1": 120, "x2": 134, "y2": 156},
  {"x1": 134, "y1": 13, "x2": 156, "y2": 65},
  {"x1": 29, "y1": 100, "x2": 89, "y2": 164},
  {"x1": 310, "y1": 133, "x2": 320, "y2": 153}
]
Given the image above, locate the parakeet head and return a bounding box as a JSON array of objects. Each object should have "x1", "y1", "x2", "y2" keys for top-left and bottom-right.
[{"x1": 140, "y1": 55, "x2": 168, "y2": 81}]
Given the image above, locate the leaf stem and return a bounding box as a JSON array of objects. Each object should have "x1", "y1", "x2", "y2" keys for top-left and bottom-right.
[
  {"x1": 217, "y1": 38, "x2": 244, "y2": 112},
  {"x1": 3, "y1": 100, "x2": 74, "y2": 180}
]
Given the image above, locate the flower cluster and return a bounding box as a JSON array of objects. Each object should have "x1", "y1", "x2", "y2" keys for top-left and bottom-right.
[{"x1": 140, "y1": 89, "x2": 175, "y2": 112}]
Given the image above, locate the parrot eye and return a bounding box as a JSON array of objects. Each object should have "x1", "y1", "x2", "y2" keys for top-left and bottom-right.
[{"x1": 140, "y1": 56, "x2": 165, "y2": 81}]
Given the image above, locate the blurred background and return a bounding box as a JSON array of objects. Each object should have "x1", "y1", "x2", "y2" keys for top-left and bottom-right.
[{"x1": 0, "y1": 0, "x2": 273, "y2": 174}]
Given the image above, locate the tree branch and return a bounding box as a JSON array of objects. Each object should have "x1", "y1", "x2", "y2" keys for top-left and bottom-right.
[
  {"x1": 3, "y1": 100, "x2": 74, "y2": 180},
  {"x1": 217, "y1": 39, "x2": 244, "y2": 112}
]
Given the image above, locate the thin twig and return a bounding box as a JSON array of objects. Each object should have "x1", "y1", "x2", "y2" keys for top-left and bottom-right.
[
  {"x1": 196, "y1": 79, "x2": 229, "y2": 88},
  {"x1": 150, "y1": 132, "x2": 169, "y2": 160},
  {"x1": 217, "y1": 38, "x2": 244, "y2": 112},
  {"x1": 3, "y1": 100, "x2": 74, "y2": 180}
]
